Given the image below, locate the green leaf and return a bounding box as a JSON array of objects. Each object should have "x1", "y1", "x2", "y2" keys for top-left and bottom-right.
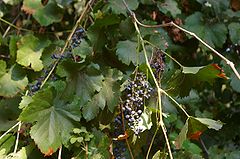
[
  {"x1": 87, "y1": 14, "x2": 120, "y2": 52},
  {"x1": 230, "y1": 67, "x2": 240, "y2": 93},
  {"x1": 108, "y1": 0, "x2": 139, "y2": 16},
  {"x1": 16, "y1": 34, "x2": 51, "y2": 71},
  {"x1": 175, "y1": 116, "x2": 223, "y2": 149},
  {"x1": 22, "y1": 0, "x2": 63, "y2": 26},
  {"x1": 72, "y1": 40, "x2": 92, "y2": 62},
  {"x1": 19, "y1": 95, "x2": 33, "y2": 109},
  {"x1": 182, "y1": 66, "x2": 204, "y2": 74},
  {"x1": 169, "y1": 64, "x2": 227, "y2": 97},
  {"x1": 157, "y1": 0, "x2": 181, "y2": 17},
  {"x1": 184, "y1": 12, "x2": 227, "y2": 48},
  {"x1": 82, "y1": 68, "x2": 122, "y2": 121},
  {"x1": 228, "y1": 23, "x2": 240, "y2": 44},
  {"x1": 5, "y1": 147, "x2": 27, "y2": 159},
  {"x1": 19, "y1": 87, "x2": 81, "y2": 155},
  {"x1": 3, "y1": 0, "x2": 21, "y2": 5},
  {"x1": 149, "y1": 34, "x2": 169, "y2": 51},
  {"x1": 116, "y1": 40, "x2": 138, "y2": 65},
  {"x1": 84, "y1": 130, "x2": 110, "y2": 159},
  {"x1": 195, "y1": 118, "x2": 223, "y2": 130},
  {"x1": 0, "y1": 64, "x2": 28, "y2": 97},
  {"x1": 175, "y1": 118, "x2": 189, "y2": 149},
  {"x1": 9, "y1": 35, "x2": 20, "y2": 63},
  {"x1": 138, "y1": 108, "x2": 152, "y2": 132},
  {"x1": 87, "y1": 26, "x2": 106, "y2": 52},
  {"x1": 152, "y1": 150, "x2": 168, "y2": 159},
  {"x1": 0, "y1": 134, "x2": 15, "y2": 155},
  {"x1": 0, "y1": 60, "x2": 6, "y2": 76}
]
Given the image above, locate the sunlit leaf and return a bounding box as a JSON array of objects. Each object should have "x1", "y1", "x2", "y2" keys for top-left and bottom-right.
[
  {"x1": 0, "y1": 134, "x2": 15, "y2": 155},
  {"x1": 19, "y1": 86, "x2": 81, "y2": 155},
  {"x1": 16, "y1": 34, "x2": 51, "y2": 71},
  {"x1": 175, "y1": 118, "x2": 189, "y2": 149},
  {"x1": 83, "y1": 68, "x2": 122, "y2": 121},
  {"x1": 5, "y1": 147, "x2": 27, "y2": 159},
  {"x1": 169, "y1": 64, "x2": 228, "y2": 96},
  {"x1": 22, "y1": 0, "x2": 63, "y2": 26},
  {"x1": 0, "y1": 63, "x2": 28, "y2": 97},
  {"x1": 175, "y1": 116, "x2": 223, "y2": 149}
]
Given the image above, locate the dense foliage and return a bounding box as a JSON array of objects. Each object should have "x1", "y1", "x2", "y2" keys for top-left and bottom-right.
[{"x1": 0, "y1": 0, "x2": 240, "y2": 158}]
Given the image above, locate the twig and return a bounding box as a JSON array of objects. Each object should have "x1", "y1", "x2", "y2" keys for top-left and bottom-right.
[
  {"x1": 0, "y1": 17, "x2": 31, "y2": 32},
  {"x1": 160, "y1": 89, "x2": 190, "y2": 118},
  {"x1": 40, "y1": 0, "x2": 95, "y2": 88},
  {"x1": 146, "y1": 126, "x2": 159, "y2": 159},
  {"x1": 199, "y1": 137, "x2": 209, "y2": 159},
  {"x1": 127, "y1": 12, "x2": 240, "y2": 80},
  {"x1": 0, "y1": 121, "x2": 20, "y2": 141},
  {"x1": 169, "y1": 22, "x2": 240, "y2": 80},
  {"x1": 13, "y1": 122, "x2": 21, "y2": 153},
  {"x1": 3, "y1": 14, "x2": 20, "y2": 38},
  {"x1": 129, "y1": 6, "x2": 174, "y2": 159},
  {"x1": 58, "y1": 146, "x2": 62, "y2": 159}
]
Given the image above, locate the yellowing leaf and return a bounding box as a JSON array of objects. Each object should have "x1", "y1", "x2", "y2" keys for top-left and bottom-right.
[
  {"x1": 16, "y1": 34, "x2": 50, "y2": 71},
  {"x1": 0, "y1": 63, "x2": 28, "y2": 97}
]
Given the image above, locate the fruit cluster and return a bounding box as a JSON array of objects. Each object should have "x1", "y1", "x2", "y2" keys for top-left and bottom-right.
[
  {"x1": 122, "y1": 72, "x2": 153, "y2": 135},
  {"x1": 150, "y1": 49, "x2": 166, "y2": 80},
  {"x1": 29, "y1": 28, "x2": 85, "y2": 94}
]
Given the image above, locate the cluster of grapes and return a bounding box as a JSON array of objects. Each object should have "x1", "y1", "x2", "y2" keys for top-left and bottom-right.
[
  {"x1": 70, "y1": 28, "x2": 85, "y2": 50},
  {"x1": 29, "y1": 66, "x2": 57, "y2": 94},
  {"x1": 29, "y1": 28, "x2": 85, "y2": 94},
  {"x1": 225, "y1": 43, "x2": 240, "y2": 55},
  {"x1": 51, "y1": 28, "x2": 85, "y2": 60},
  {"x1": 112, "y1": 114, "x2": 127, "y2": 159},
  {"x1": 122, "y1": 72, "x2": 153, "y2": 135},
  {"x1": 150, "y1": 49, "x2": 166, "y2": 80}
]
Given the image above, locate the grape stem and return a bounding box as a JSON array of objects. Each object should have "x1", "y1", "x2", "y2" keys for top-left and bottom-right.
[{"x1": 127, "y1": 5, "x2": 174, "y2": 159}]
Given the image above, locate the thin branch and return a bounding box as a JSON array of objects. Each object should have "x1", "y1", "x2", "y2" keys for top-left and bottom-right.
[
  {"x1": 13, "y1": 122, "x2": 22, "y2": 153},
  {"x1": 3, "y1": 14, "x2": 20, "y2": 38},
  {"x1": 131, "y1": 8, "x2": 174, "y2": 159},
  {"x1": 199, "y1": 137, "x2": 209, "y2": 159},
  {"x1": 169, "y1": 22, "x2": 240, "y2": 80},
  {"x1": 146, "y1": 126, "x2": 159, "y2": 159},
  {"x1": 40, "y1": 0, "x2": 95, "y2": 88},
  {"x1": 0, "y1": 121, "x2": 20, "y2": 141},
  {"x1": 160, "y1": 89, "x2": 190, "y2": 118},
  {"x1": 58, "y1": 146, "x2": 62, "y2": 159},
  {"x1": 0, "y1": 17, "x2": 31, "y2": 32},
  {"x1": 127, "y1": 12, "x2": 240, "y2": 80}
]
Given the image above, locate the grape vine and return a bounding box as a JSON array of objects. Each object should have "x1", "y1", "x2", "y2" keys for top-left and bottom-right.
[{"x1": 0, "y1": 0, "x2": 239, "y2": 158}]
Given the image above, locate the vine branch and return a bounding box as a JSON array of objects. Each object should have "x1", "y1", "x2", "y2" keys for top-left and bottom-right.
[
  {"x1": 131, "y1": 11, "x2": 240, "y2": 80},
  {"x1": 124, "y1": 1, "x2": 173, "y2": 157},
  {"x1": 40, "y1": 0, "x2": 95, "y2": 89},
  {"x1": 0, "y1": 121, "x2": 20, "y2": 141}
]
